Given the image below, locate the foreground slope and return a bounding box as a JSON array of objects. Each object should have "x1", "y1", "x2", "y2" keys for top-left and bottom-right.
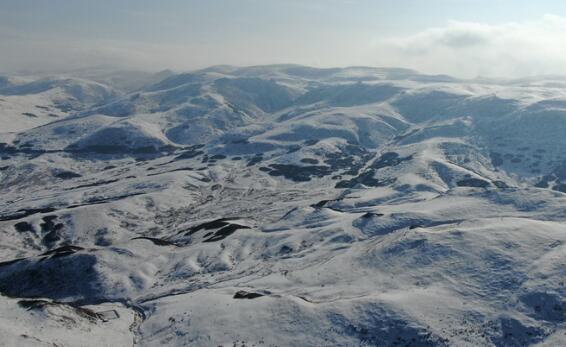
[{"x1": 0, "y1": 65, "x2": 565, "y2": 346}]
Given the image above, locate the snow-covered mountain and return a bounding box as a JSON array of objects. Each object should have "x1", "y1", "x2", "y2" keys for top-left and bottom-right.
[
  {"x1": 0, "y1": 65, "x2": 565, "y2": 347},
  {"x1": 0, "y1": 76, "x2": 118, "y2": 133}
]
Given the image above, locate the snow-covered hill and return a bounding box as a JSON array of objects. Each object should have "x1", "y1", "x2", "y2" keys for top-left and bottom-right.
[
  {"x1": 0, "y1": 65, "x2": 564, "y2": 347},
  {"x1": 0, "y1": 76, "x2": 119, "y2": 133}
]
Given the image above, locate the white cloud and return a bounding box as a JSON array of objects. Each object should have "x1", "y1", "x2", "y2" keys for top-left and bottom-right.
[{"x1": 371, "y1": 15, "x2": 566, "y2": 78}]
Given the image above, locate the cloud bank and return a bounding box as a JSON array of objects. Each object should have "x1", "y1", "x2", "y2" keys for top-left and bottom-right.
[
  {"x1": 375, "y1": 15, "x2": 566, "y2": 78},
  {"x1": 2, "y1": 15, "x2": 566, "y2": 78}
]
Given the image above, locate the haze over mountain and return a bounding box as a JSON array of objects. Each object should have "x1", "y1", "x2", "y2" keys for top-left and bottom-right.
[
  {"x1": 3, "y1": 1, "x2": 566, "y2": 78},
  {"x1": 0, "y1": 64, "x2": 565, "y2": 346}
]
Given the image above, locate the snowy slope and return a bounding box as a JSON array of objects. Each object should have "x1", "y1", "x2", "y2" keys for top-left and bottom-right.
[
  {"x1": 0, "y1": 76, "x2": 119, "y2": 133},
  {"x1": 0, "y1": 65, "x2": 565, "y2": 347}
]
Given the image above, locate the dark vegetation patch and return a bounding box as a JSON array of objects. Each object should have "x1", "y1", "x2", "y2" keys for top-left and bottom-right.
[
  {"x1": 14, "y1": 221, "x2": 33, "y2": 233},
  {"x1": 336, "y1": 170, "x2": 393, "y2": 189},
  {"x1": 456, "y1": 178, "x2": 491, "y2": 188},
  {"x1": 40, "y1": 215, "x2": 65, "y2": 247},
  {"x1": 267, "y1": 164, "x2": 333, "y2": 182},
  {"x1": 183, "y1": 218, "x2": 250, "y2": 243},
  {"x1": 175, "y1": 149, "x2": 204, "y2": 160},
  {"x1": 132, "y1": 237, "x2": 176, "y2": 246},
  {"x1": 246, "y1": 154, "x2": 263, "y2": 166},
  {"x1": 22, "y1": 112, "x2": 38, "y2": 118},
  {"x1": 324, "y1": 154, "x2": 361, "y2": 176},
  {"x1": 371, "y1": 152, "x2": 412, "y2": 170},
  {"x1": 361, "y1": 212, "x2": 384, "y2": 219},
  {"x1": 329, "y1": 151, "x2": 408, "y2": 189},
  {"x1": 233, "y1": 290, "x2": 265, "y2": 299},
  {"x1": 54, "y1": 171, "x2": 82, "y2": 180},
  {"x1": 279, "y1": 245, "x2": 293, "y2": 255},
  {"x1": 311, "y1": 199, "x2": 338, "y2": 209},
  {"x1": 323, "y1": 144, "x2": 373, "y2": 176},
  {"x1": 300, "y1": 158, "x2": 319, "y2": 164}
]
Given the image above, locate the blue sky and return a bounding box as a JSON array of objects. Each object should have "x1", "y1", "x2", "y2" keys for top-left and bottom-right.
[{"x1": 1, "y1": 0, "x2": 566, "y2": 77}]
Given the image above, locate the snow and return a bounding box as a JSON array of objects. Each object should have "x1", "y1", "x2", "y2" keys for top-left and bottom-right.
[
  {"x1": 0, "y1": 77, "x2": 118, "y2": 134},
  {"x1": 0, "y1": 65, "x2": 565, "y2": 346},
  {"x1": 0, "y1": 295, "x2": 135, "y2": 347}
]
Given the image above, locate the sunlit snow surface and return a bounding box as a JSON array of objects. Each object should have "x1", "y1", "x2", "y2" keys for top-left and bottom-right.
[{"x1": 0, "y1": 65, "x2": 565, "y2": 346}]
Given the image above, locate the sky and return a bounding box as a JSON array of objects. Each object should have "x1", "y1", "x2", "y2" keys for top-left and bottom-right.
[{"x1": 1, "y1": 0, "x2": 566, "y2": 78}]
